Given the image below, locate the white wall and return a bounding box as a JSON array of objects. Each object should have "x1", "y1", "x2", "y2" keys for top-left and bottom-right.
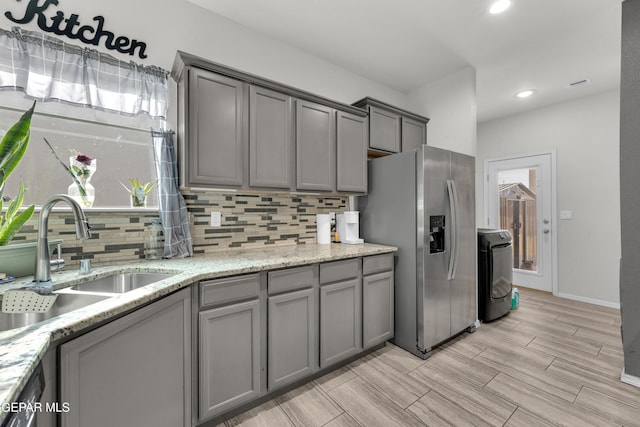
[
  {"x1": 477, "y1": 90, "x2": 621, "y2": 305},
  {"x1": 407, "y1": 67, "x2": 477, "y2": 156}
]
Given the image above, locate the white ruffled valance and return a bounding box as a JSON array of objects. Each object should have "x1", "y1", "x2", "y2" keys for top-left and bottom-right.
[{"x1": 0, "y1": 26, "x2": 168, "y2": 119}]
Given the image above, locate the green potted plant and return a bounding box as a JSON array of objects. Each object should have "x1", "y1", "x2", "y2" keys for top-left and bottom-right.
[
  {"x1": 0, "y1": 102, "x2": 59, "y2": 279},
  {"x1": 0, "y1": 102, "x2": 36, "y2": 245},
  {"x1": 120, "y1": 178, "x2": 156, "y2": 208}
]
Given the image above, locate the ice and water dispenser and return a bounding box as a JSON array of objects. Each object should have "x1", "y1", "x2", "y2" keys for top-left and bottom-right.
[{"x1": 429, "y1": 215, "x2": 446, "y2": 254}]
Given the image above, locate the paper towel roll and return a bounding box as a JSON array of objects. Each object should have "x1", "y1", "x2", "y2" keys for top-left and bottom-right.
[{"x1": 316, "y1": 214, "x2": 331, "y2": 244}]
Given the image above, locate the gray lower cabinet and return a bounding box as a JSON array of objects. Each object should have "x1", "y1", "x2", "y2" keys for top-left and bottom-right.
[
  {"x1": 187, "y1": 68, "x2": 245, "y2": 187},
  {"x1": 58, "y1": 288, "x2": 191, "y2": 427},
  {"x1": 362, "y1": 255, "x2": 395, "y2": 349},
  {"x1": 336, "y1": 111, "x2": 368, "y2": 193},
  {"x1": 320, "y1": 278, "x2": 362, "y2": 368},
  {"x1": 267, "y1": 266, "x2": 318, "y2": 390},
  {"x1": 199, "y1": 299, "x2": 261, "y2": 419},
  {"x1": 198, "y1": 274, "x2": 262, "y2": 421},
  {"x1": 296, "y1": 100, "x2": 335, "y2": 192},
  {"x1": 249, "y1": 85, "x2": 293, "y2": 189},
  {"x1": 401, "y1": 117, "x2": 427, "y2": 152}
]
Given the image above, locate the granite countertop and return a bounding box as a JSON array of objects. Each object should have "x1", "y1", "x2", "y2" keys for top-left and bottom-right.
[{"x1": 0, "y1": 243, "x2": 396, "y2": 421}]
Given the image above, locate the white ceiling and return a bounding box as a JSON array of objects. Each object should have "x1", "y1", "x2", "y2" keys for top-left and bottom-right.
[{"x1": 187, "y1": 0, "x2": 622, "y2": 122}]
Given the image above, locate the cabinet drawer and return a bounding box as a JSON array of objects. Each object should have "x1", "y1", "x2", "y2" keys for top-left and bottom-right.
[
  {"x1": 268, "y1": 265, "x2": 318, "y2": 295},
  {"x1": 320, "y1": 258, "x2": 360, "y2": 284},
  {"x1": 363, "y1": 254, "x2": 394, "y2": 276},
  {"x1": 200, "y1": 274, "x2": 260, "y2": 308}
]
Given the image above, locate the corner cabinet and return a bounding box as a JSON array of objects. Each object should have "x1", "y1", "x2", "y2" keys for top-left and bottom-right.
[
  {"x1": 59, "y1": 288, "x2": 192, "y2": 427},
  {"x1": 172, "y1": 51, "x2": 368, "y2": 194},
  {"x1": 352, "y1": 97, "x2": 429, "y2": 155}
]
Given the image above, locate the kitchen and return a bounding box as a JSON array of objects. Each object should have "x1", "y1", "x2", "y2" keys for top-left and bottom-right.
[{"x1": 0, "y1": 0, "x2": 636, "y2": 426}]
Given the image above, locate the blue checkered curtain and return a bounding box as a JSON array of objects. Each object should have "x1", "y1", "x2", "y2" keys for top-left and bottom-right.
[
  {"x1": 151, "y1": 129, "x2": 193, "y2": 258},
  {"x1": 0, "y1": 26, "x2": 168, "y2": 119}
]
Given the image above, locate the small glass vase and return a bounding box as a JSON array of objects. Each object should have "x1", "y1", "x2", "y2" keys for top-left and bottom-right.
[
  {"x1": 130, "y1": 194, "x2": 147, "y2": 208},
  {"x1": 67, "y1": 157, "x2": 96, "y2": 208}
]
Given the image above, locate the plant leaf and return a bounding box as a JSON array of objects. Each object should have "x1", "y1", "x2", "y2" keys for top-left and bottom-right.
[
  {"x1": 5, "y1": 182, "x2": 25, "y2": 221},
  {"x1": 0, "y1": 204, "x2": 34, "y2": 246},
  {"x1": 0, "y1": 101, "x2": 34, "y2": 181}
]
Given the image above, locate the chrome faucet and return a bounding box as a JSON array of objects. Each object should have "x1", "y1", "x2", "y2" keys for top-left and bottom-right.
[{"x1": 33, "y1": 194, "x2": 91, "y2": 285}]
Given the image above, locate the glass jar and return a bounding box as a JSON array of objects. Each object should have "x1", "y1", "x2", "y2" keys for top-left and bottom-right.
[{"x1": 145, "y1": 218, "x2": 164, "y2": 260}]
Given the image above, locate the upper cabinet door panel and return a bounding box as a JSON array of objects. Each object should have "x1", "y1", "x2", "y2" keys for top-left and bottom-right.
[
  {"x1": 401, "y1": 117, "x2": 427, "y2": 152},
  {"x1": 188, "y1": 68, "x2": 245, "y2": 187},
  {"x1": 336, "y1": 111, "x2": 367, "y2": 193},
  {"x1": 296, "y1": 100, "x2": 335, "y2": 192},
  {"x1": 249, "y1": 86, "x2": 293, "y2": 189},
  {"x1": 369, "y1": 106, "x2": 401, "y2": 153}
]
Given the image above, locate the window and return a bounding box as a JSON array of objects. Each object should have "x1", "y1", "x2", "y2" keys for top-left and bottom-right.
[
  {"x1": 0, "y1": 26, "x2": 168, "y2": 208},
  {"x1": 0, "y1": 92, "x2": 162, "y2": 208}
]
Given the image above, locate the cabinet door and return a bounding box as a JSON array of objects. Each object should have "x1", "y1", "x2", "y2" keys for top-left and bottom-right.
[
  {"x1": 369, "y1": 106, "x2": 401, "y2": 153},
  {"x1": 249, "y1": 86, "x2": 293, "y2": 189},
  {"x1": 401, "y1": 117, "x2": 427, "y2": 152},
  {"x1": 296, "y1": 100, "x2": 335, "y2": 191},
  {"x1": 268, "y1": 288, "x2": 317, "y2": 389},
  {"x1": 363, "y1": 271, "x2": 394, "y2": 349},
  {"x1": 59, "y1": 288, "x2": 191, "y2": 427},
  {"x1": 188, "y1": 68, "x2": 245, "y2": 187},
  {"x1": 199, "y1": 299, "x2": 261, "y2": 420},
  {"x1": 320, "y1": 278, "x2": 362, "y2": 368},
  {"x1": 336, "y1": 111, "x2": 367, "y2": 193}
]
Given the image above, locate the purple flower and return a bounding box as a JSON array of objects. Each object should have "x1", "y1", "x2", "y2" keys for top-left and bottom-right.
[{"x1": 75, "y1": 154, "x2": 94, "y2": 165}]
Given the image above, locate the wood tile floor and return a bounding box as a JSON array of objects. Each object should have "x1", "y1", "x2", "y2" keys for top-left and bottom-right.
[{"x1": 221, "y1": 289, "x2": 640, "y2": 426}]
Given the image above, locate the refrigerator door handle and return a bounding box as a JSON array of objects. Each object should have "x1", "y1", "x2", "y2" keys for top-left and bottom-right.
[{"x1": 447, "y1": 179, "x2": 459, "y2": 280}]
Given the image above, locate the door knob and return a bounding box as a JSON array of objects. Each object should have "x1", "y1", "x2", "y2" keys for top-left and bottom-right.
[{"x1": 543, "y1": 219, "x2": 550, "y2": 224}]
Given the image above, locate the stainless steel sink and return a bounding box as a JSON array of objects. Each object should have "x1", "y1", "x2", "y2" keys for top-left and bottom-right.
[
  {"x1": 69, "y1": 272, "x2": 175, "y2": 293},
  {"x1": 0, "y1": 292, "x2": 110, "y2": 332}
]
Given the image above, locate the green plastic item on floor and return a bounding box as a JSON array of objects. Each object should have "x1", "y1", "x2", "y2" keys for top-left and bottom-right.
[{"x1": 511, "y1": 287, "x2": 520, "y2": 310}]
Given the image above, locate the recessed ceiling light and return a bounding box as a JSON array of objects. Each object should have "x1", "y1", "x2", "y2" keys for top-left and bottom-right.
[
  {"x1": 489, "y1": 0, "x2": 513, "y2": 15},
  {"x1": 515, "y1": 89, "x2": 536, "y2": 99}
]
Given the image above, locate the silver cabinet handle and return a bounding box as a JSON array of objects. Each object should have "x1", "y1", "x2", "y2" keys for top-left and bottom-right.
[{"x1": 543, "y1": 229, "x2": 550, "y2": 234}]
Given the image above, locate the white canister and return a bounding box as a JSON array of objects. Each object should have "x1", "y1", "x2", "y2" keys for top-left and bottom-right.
[{"x1": 316, "y1": 214, "x2": 331, "y2": 244}]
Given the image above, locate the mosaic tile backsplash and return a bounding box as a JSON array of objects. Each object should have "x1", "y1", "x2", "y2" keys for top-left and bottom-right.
[{"x1": 9, "y1": 191, "x2": 348, "y2": 269}]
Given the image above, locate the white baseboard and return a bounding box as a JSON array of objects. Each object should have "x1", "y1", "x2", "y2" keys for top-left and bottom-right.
[
  {"x1": 555, "y1": 292, "x2": 620, "y2": 309},
  {"x1": 621, "y1": 370, "x2": 640, "y2": 388}
]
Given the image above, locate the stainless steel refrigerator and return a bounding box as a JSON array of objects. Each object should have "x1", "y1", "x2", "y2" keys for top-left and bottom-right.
[{"x1": 358, "y1": 145, "x2": 476, "y2": 358}]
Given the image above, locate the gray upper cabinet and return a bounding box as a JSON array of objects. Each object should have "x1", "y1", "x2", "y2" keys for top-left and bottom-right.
[
  {"x1": 172, "y1": 51, "x2": 368, "y2": 194},
  {"x1": 369, "y1": 106, "x2": 401, "y2": 153},
  {"x1": 187, "y1": 68, "x2": 245, "y2": 187},
  {"x1": 352, "y1": 97, "x2": 429, "y2": 155},
  {"x1": 336, "y1": 111, "x2": 368, "y2": 193},
  {"x1": 59, "y1": 288, "x2": 192, "y2": 427},
  {"x1": 401, "y1": 117, "x2": 427, "y2": 152},
  {"x1": 249, "y1": 86, "x2": 293, "y2": 189},
  {"x1": 296, "y1": 100, "x2": 335, "y2": 192}
]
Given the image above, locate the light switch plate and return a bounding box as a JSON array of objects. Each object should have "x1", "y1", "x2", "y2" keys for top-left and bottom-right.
[
  {"x1": 210, "y1": 211, "x2": 221, "y2": 227},
  {"x1": 560, "y1": 210, "x2": 573, "y2": 220}
]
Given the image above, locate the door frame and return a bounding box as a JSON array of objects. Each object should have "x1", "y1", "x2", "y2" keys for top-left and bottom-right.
[{"x1": 483, "y1": 150, "x2": 558, "y2": 296}]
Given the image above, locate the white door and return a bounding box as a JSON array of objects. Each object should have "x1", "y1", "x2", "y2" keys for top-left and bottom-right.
[{"x1": 485, "y1": 153, "x2": 556, "y2": 293}]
